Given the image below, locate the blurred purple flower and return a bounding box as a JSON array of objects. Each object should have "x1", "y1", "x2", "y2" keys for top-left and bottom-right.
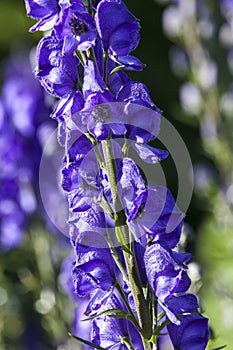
[{"x1": 0, "y1": 53, "x2": 54, "y2": 250}]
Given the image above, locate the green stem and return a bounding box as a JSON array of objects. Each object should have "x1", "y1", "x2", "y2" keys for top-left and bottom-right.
[
  {"x1": 103, "y1": 51, "x2": 108, "y2": 84},
  {"x1": 120, "y1": 336, "x2": 135, "y2": 350},
  {"x1": 116, "y1": 281, "x2": 141, "y2": 332},
  {"x1": 101, "y1": 138, "x2": 152, "y2": 348},
  {"x1": 102, "y1": 139, "x2": 118, "y2": 203},
  {"x1": 123, "y1": 248, "x2": 152, "y2": 344},
  {"x1": 106, "y1": 238, "x2": 130, "y2": 284}
]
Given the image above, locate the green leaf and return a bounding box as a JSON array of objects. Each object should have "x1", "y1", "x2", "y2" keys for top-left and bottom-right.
[
  {"x1": 75, "y1": 50, "x2": 85, "y2": 66},
  {"x1": 211, "y1": 346, "x2": 227, "y2": 350},
  {"x1": 81, "y1": 308, "x2": 132, "y2": 322},
  {"x1": 68, "y1": 332, "x2": 106, "y2": 350},
  {"x1": 115, "y1": 225, "x2": 131, "y2": 254},
  {"x1": 109, "y1": 65, "x2": 126, "y2": 77},
  {"x1": 157, "y1": 311, "x2": 165, "y2": 322}
]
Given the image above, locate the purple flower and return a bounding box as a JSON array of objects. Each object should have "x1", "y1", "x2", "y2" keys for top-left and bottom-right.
[
  {"x1": 36, "y1": 33, "x2": 80, "y2": 98},
  {"x1": 59, "y1": 253, "x2": 91, "y2": 340},
  {"x1": 117, "y1": 81, "x2": 160, "y2": 111},
  {"x1": 108, "y1": 69, "x2": 130, "y2": 96},
  {"x1": 128, "y1": 186, "x2": 184, "y2": 246},
  {"x1": 111, "y1": 55, "x2": 145, "y2": 71},
  {"x1": 62, "y1": 166, "x2": 97, "y2": 212},
  {"x1": 55, "y1": 4, "x2": 96, "y2": 54},
  {"x1": 166, "y1": 294, "x2": 209, "y2": 349},
  {"x1": 0, "y1": 53, "x2": 53, "y2": 250},
  {"x1": 132, "y1": 143, "x2": 169, "y2": 164},
  {"x1": 2, "y1": 54, "x2": 51, "y2": 137},
  {"x1": 52, "y1": 90, "x2": 84, "y2": 120},
  {"x1": 24, "y1": 0, "x2": 60, "y2": 32},
  {"x1": 95, "y1": 0, "x2": 140, "y2": 57},
  {"x1": 83, "y1": 60, "x2": 106, "y2": 99},
  {"x1": 118, "y1": 157, "x2": 147, "y2": 222},
  {"x1": 91, "y1": 293, "x2": 142, "y2": 349},
  {"x1": 144, "y1": 243, "x2": 191, "y2": 318},
  {"x1": 222, "y1": 0, "x2": 233, "y2": 10},
  {"x1": 72, "y1": 231, "x2": 116, "y2": 313},
  {"x1": 0, "y1": 198, "x2": 25, "y2": 250},
  {"x1": 36, "y1": 33, "x2": 86, "y2": 119},
  {"x1": 72, "y1": 231, "x2": 115, "y2": 293},
  {"x1": 79, "y1": 101, "x2": 161, "y2": 144}
]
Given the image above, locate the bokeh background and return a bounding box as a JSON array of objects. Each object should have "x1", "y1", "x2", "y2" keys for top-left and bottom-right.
[{"x1": 0, "y1": 0, "x2": 233, "y2": 349}]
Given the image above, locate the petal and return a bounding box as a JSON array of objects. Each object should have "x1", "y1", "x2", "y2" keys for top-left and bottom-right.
[
  {"x1": 72, "y1": 231, "x2": 114, "y2": 296},
  {"x1": 167, "y1": 295, "x2": 209, "y2": 349},
  {"x1": 29, "y1": 13, "x2": 58, "y2": 32},
  {"x1": 109, "y1": 21, "x2": 140, "y2": 56},
  {"x1": 129, "y1": 186, "x2": 184, "y2": 248},
  {"x1": 95, "y1": 0, "x2": 139, "y2": 53},
  {"x1": 118, "y1": 81, "x2": 159, "y2": 111},
  {"x1": 51, "y1": 92, "x2": 84, "y2": 119},
  {"x1": 83, "y1": 60, "x2": 106, "y2": 99},
  {"x1": 144, "y1": 243, "x2": 191, "y2": 302},
  {"x1": 25, "y1": 0, "x2": 58, "y2": 19},
  {"x1": 132, "y1": 143, "x2": 169, "y2": 164},
  {"x1": 91, "y1": 293, "x2": 129, "y2": 349},
  {"x1": 111, "y1": 55, "x2": 145, "y2": 71}
]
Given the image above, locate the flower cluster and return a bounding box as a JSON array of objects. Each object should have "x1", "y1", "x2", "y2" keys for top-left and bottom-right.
[
  {"x1": 0, "y1": 53, "x2": 53, "y2": 250},
  {"x1": 25, "y1": 0, "x2": 209, "y2": 348}
]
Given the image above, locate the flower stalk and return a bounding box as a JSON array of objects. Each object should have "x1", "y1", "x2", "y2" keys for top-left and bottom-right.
[
  {"x1": 23, "y1": 0, "x2": 210, "y2": 348},
  {"x1": 102, "y1": 136, "x2": 152, "y2": 344}
]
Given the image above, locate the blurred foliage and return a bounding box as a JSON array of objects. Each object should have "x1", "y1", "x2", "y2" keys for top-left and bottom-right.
[{"x1": 0, "y1": 0, "x2": 232, "y2": 349}]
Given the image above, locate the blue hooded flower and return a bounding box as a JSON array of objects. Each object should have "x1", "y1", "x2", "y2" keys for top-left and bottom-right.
[
  {"x1": 59, "y1": 253, "x2": 92, "y2": 346},
  {"x1": 95, "y1": 0, "x2": 140, "y2": 57},
  {"x1": 144, "y1": 242, "x2": 191, "y2": 316},
  {"x1": 36, "y1": 33, "x2": 80, "y2": 98},
  {"x1": 117, "y1": 157, "x2": 147, "y2": 222},
  {"x1": 83, "y1": 60, "x2": 106, "y2": 99},
  {"x1": 78, "y1": 101, "x2": 161, "y2": 144},
  {"x1": 55, "y1": 3, "x2": 96, "y2": 54},
  {"x1": 128, "y1": 186, "x2": 184, "y2": 246},
  {"x1": 117, "y1": 81, "x2": 160, "y2": 111},
  {"x1": 91, "y1": 293, "x2": 142, "y2": 349},
  {"x1": 36, "y1": 32, "x2": 85, "y2": 119},
  {"x1": 72, "y1": 231, "x2": 116, "y2": 314},
  {"x1": 166, "y1": 294, "x2": 209, "y2": 349}
]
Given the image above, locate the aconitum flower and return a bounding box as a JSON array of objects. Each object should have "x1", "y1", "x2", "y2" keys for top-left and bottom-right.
[
  {"x1": 91, "y1": 293, "x2": 142, "y2": 349},
  {"x1": 72, "y1": 231, "x2": 116, "y2": 314},
  {"x1": 36, "y1": 33, "x2": 84, "y2": 119},
  {"x1": 117, "y1": 81, "x2": 160, "y2": 111},
  {"x1": 36, "y1": 34, "x2": 80, "y2": 98},
  {"x1": 167, "y1": 294, "x2": 209, "y2": 349},
  {"x1": 144, "y1": 243, "x2": 191, "y2": 323},
  {"x1": 55, "y1": 6, "x2": 96, "y2": 53},
  {"x1": 95, "y1": 0, "x2": 140, "y2": 57},
  {"x1": 59, "y1": 254, "x2": 91, "y2": 339}
]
